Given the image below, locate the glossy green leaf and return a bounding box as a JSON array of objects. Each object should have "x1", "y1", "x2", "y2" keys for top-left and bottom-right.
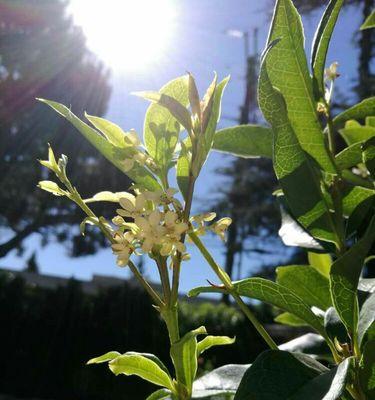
[
  {"x1": 234, "y1": 350, "x2": 327, "y2": 400},
  {"x1": 195, "y1": 76, "x2": 229, "y2": 173},
  {"x1": 188, "y1": 285, "x2": 225, "y2": 298},
  {"x1": 339, "y1": 120, "x2": 375, "y2": 145},
  {"x1": 109, "y1": 352, "x2": 174, "y2": 390},
  {"x1": 146, "y1": 389, "x2": 173, "y2": 400},
  {"x1": 87, "y1": 351, "x2": 121, "y2": 364},
  {"x1": 142, "y1": 76, "x2": 189, "y2": 175},
  {"x1": 360, "y1": 11, "x2": 375, "y2": 30},
  {"x1": 279, "y1": 333, "x2": 330, "y2": 358},
  {"x1": 335, "y1": 142, "x2": 364, "y2": 170},
  {"x1": 212, "y1": 125, "x2": 273, "y2": 159},
  {"x1": 266, "y1": 0, "x2": 334, "y2": 172},
  {"x1": 342, "y1": 186, "x2": 375, "y2": 217},
  {"x1": 233, "y1": 277, "x2": 326, "y2": 337},
  {"x1": 276, "y1": 265, "x2": 331, "y2": 310},
  {"x1": 333, "y1": 97, "x2": 375, "y2": 128},
  {"x1": 278, "y1": 209, "x2": 323, "y2": 250},
  {"x1": 192, "y1": 364, "x2": 249, "y2": 399},
  {"x1": 85, "y1": 114, "x2": 127, "y2": 148},
  {"x1": 358, "y1": 293, "x2": 375, "y2": 346},
  {"x1": 38, "y1": 180, "x2": 66, "y2": 196},
  {"x1": 135, "y1": 90, "x2": 192, "y2": 133},
  {"x1": 359, "y1": 340, "x2": 375, "y2": 397},
  {"x1": 170, "y1": 326, "x2": 207, "y2": 395},
  {"x1": 38, "y1": 99, "x2": 160, "y2": 191},
  {"x1": 311, "y1": 0, "x2": 344, "y2": 100},
  {"x1": 363, "y1": 136, "x2": 375, "y2": 177},
  {"x1": 176, "y1": 138, "x2": 192, "y2": 201},
  {"x1": 288, "y1": 358, "x2": 352, "y2": 400},
  {"x1": 324, "y1": 307, "x2": 349, "y2": 344},
  {"x1": 197, "y1": 335, "x2": 235, "y2": 356},
  {"x1": 359, "y1": 278, "x2": 375, "y2": 294},
  {"x1": 84, "y1": 191, "x2": 129, "y2": 203},
  {"x1": 308, "y1": 252, "x2": 332, "y2": 277},
  {"x1": 275, "y1": 312, "x2": 308, "y2": 327},
  {"x1": 330, "y1": 215, "x2": 375, "y2": 337},
  {"x1": 258, "y1": 42, "x2": 339, "y2": 246}
]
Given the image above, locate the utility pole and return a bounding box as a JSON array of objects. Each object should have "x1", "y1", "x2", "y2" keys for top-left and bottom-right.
[{"x1": 222, "y1": 28, "x2": 259, "y2": 304}]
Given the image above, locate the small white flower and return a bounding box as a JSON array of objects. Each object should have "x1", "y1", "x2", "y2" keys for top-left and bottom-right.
[
  {"x1": 325, "y1": 62, "x2": 339, "y2": 81},
  {"x1": 111, "y1": 231, "x2": 135, "y2": 266},
  {"x1": 117, "y1": 193, "x2": 147, "y2": 217},
  {"x1": 211, "y1": 217, "x2": 232, "y2": 241}
]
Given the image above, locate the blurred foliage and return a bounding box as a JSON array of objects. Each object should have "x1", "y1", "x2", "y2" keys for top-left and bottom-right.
[
  {"x1": 0, "y1": 0, "x2": 131, "y2": 259},
  {"x1": 0, "y1": 271, "x2": 274, "y2": 399}
]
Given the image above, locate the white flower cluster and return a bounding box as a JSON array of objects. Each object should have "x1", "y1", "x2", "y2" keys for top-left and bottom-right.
[
  {"x1": 111, "y1": 189, "x2": 188, "y2": 266},
  {"x1": 122, "y1": 129, "x2": 157, "y2": 172},
  {"x1": 190, "y1": 213, "x2": 232, "y2": 241}
]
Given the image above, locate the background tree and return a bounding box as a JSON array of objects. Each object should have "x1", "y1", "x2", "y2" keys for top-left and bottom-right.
[{"x1": 0, "y1": 0, "x2": 131, "y2": 259}]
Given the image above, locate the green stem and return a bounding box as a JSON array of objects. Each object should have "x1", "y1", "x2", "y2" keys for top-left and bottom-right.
[
  {"x1": 189, "y1": 231, "x2": 278, "y2": 350},
  {"x1": 157, "y1": 257, "x2": 172, "y2": 305},
  {"x1": 171, "y1": 174, "x2": 196, "y2": 305},
  {"x1": 326, "y1": 105, "x2": 346, "y2": 255},
  {"x1": 161, "y1": 305, "x2": 180, "y2": 344}
]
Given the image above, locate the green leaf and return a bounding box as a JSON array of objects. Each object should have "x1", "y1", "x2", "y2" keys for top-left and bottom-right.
[
  {"x1": 335, "y1": 142, "x2": 364, "y2": 170},
  {"x1": 87, "y1": 351, "x2": 121, "y2": 364},
  {"x1": 212, "y1": 125, "x2": 273, "y2": 158},
  {"x1": 360, "y1": 10, "x2": 375, "y2": 30},
  {"x1": 176, "y1": 138, "x2": 192, "y2": 201},
  {"x1": 197, "y1": 336, "x2": 235, "y2": 356},
  {"x1": 288, "y1": 358, "x2": 352, "y2": 400},
  {"x1": 359, "y1": 279, "x2": 375, "y2": 294},
  {"x1": 146, "y1": 389, "x2": 172, "y2": 400},
  {"x1": 339, "y1": 120, "x2": 375, "y2": 145},
  {"x1": 192, "y1": 364, "x2": 249, "y2": 399},
  {"x1": 38, "y1": 180, "x2": 66, "y2": 196},
  {"x1": 279, "y1": 333, "x2": 330, "y2": 358},
  {"x1": 311, "y1": 0, "x2": 344, "y2": 100},
  {"x1": 275, "y1": 312, "x2": 308, "y2": 327},
  {"x1": 234, "y1": 350, "x2": 327, "y2": 400},
  {"x1": 358, "y1": 293, "x2": 375, "y2": 346},
  {"x1": 363, "y1": 136, "x2": 375, "y2": 178},
  {"x1": 330, "y1": 215, "x2": 375, "y2": 337},
  {"x1": 38, "y1": 99, "x2": 160, "y2": 191},
  {"x1": 333, "y1": 97, "x2": 375, "y2": 128},
  {"x1": 359, "y1": 340, "x2": 375, "y2": 397},
  {"x1": 135, "y1": 90, "x2": 192, "y2": 133},
  {"x1": 342, "y1": 186, "x2": 375, "y2": 218},
  {"x1": 308, "y1": 252, "x2": 332, "y2": 277},
  {"x1": 265, "y1": 0, "x2": 335, "y2": 172},
  {"x1": 278, "y1": 208, "x2": 323, "y2": 250},
  {"x1": 276, "y1": 265, "x2": 331, "y2": 310},
  {"x1": 188, "y1": 285, "x2": 225, "y2": 298},
  {"x1": 170, "y1": 326, "x2": 207, "y2": 395},
  {"x1": 233, "y1": 277, "x2": 326, "y2": 337},
  {"x1": 109, "y1": 352, "x2": 174, "y2": 390},
  {"x1": 85, "y1": 114, "x2": 127, "y2": 148},
  {"x1": 84, "y1": 191, "x2": 129, "y2": 203},
  {"x1": 258, "y1": 42, "x2": 339, "y2": 246},
  {"x1": 196, "y1": 76, "x2": 229, "y2": 173},
  {"x1": 324, "y1": 307, "x2": 349, "y2": 344},
  {"x1": 142, "y1": 76, "x2": 189, "y2": 175}
]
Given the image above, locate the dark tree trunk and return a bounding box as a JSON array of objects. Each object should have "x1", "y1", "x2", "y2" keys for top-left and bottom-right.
[{"x1": 0, "y1": 222, "x2": 39, "y2": 258}]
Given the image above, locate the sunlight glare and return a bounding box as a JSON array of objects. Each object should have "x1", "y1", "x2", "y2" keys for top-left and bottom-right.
[{"x1": 70, "y1": 0, "x2": 176, "y2": 71}]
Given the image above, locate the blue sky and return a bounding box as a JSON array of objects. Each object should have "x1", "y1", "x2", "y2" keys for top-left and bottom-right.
[{"x1": 2, "y1": 0, "x2": 363, "y2": 293}]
